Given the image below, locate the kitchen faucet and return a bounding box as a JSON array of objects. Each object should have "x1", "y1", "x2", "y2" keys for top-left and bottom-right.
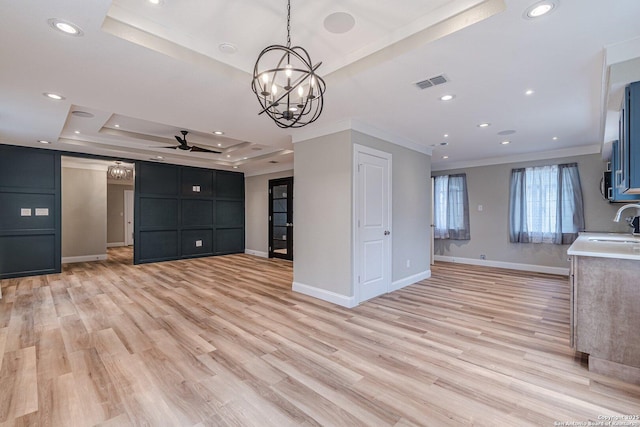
[{"x1": 613, "y1": 203, "x2": 640, "y2": 234}]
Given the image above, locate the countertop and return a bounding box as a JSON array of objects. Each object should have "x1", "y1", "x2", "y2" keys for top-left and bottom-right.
[{"x1": 567, "y1": 232, "x2": 640, "y2": 260}]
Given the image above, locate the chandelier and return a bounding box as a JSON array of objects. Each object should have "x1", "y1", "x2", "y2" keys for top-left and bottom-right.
[
  {"x1": 107, "y1": 162, "x2": 132, "y2": 180},
  {"x1": 251, "y1": 0, "x2": 326, "y2": 128}
]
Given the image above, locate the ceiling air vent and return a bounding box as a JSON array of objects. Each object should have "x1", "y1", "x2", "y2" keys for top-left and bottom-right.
[{"x1": 415, "y1": 74, "x2": 448, "y2": 90}]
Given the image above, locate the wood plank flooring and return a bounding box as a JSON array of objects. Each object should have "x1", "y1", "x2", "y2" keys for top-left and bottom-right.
[{"x1": 1, "y1": 248, "x2": 639, "y2": 426}]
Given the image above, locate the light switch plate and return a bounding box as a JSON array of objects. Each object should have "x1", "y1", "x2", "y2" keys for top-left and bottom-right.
[
  {"x1": 20, "y1": 208, "x2": 32, "y2": 216},
  {"x1": 35, "y1": 208, "x2": 49, "y2": 216},
  {"x1": 195, "y1": 240, "x2": 203, "y2": 247},
  {"x1": 192, "y1": 185, "x2": 201, "y2": 192}
]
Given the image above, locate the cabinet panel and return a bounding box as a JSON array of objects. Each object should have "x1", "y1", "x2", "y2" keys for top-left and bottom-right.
[
  {"x1": 181, "y1": 167, "x2": 214, "y2": 197},
  {"x1": 139, "y1": 198, "x2": 178, "y2": 228},
  {"x1": 181, "y1": 229, "x2": 213, "y2": 256},
  {"x1": 628, "y1": 82, "x2": 640, "y2": 193},
  {"x1": 216, "y1": 200, "x2": 244, "y2": 227},
  {"x1": 216, "y1": 171, "x2": 244, "y2": 199},
  {"x1": 139, "y1": 230, "x2": 178, "y2": 261},
  {"x1": 0, "y1": 235, "x2": 56, "y2": 276},
  {"x1": 216, "y1": 228, "x2": 244, "y2": 254},
  {"x1": 138, "y1": 163, "x2": 179, "y2": 195},
  {"x1": 0, "y1": 146, "x2": 56, "y2": 190}
]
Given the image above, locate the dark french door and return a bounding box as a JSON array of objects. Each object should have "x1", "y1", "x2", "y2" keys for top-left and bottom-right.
[{"x1": 269, "y1": 177, "x2": 293, "y2": 260}]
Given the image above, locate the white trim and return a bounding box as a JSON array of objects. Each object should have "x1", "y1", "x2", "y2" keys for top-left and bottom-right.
[
  {"x1": 434, "y1": 255, "x2": 569, "y2": 276},
  {"x1": 245, "y1": 249, "x2": 268, "y2": 258},
  {"x1": 390, "y1": 270, "x2": 432, "y2": 292},
  {"x1": 107, "y1": 242, "x2": 125, "y2": 248},
  {"x1": 62, "y1": 254, "x2": 108, "y2": 264},
  {"x1": 292, "y1": 282, "x2": 357, "y2": 308},
  {"x1": 431, "y1": 144, "x2": 601, "y2": 172},
  {"x1": 291, "y1": 119, "x2": 433, "y2": 156}
]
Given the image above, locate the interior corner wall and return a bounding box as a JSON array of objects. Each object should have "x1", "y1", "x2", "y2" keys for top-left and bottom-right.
[
  {"x1": 62, "y1": 167, "x2": 107, "y2": 259},
  {"x1": 245, "y1": 169, "x2": 293, "y2": 256},
  {"x1": 432, "y1": 153, "x2": 625, "y2": 270},
  {"x1": 293, "y1": 130, "x2": 353, "y2": 296},
  {"x1": 352, "y1": 131, "x2": 432, "y2": 282}
]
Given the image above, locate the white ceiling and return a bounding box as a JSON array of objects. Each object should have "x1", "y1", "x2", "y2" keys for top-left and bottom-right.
[{"x1": 1, "y1": 0, "x2": 640, "y2": 175}]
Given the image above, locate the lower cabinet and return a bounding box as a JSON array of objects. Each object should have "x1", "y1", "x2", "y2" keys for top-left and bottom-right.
[{"x1": 571, "y1": 255, "x2": 640, "y2": 384}]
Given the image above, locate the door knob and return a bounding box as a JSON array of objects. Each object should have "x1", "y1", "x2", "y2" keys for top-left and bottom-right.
[{"x1": 384, "y1": 230, "x2": 390, "y2": 235}]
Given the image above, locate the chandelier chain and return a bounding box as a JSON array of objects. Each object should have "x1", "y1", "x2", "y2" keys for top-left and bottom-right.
[{"x1": 286, "y1": 0, "x2": 291, "y2": 48}]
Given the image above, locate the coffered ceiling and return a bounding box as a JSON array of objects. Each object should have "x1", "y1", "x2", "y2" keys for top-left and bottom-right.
[{"x1": 1, "y1": 0, "x2": 639, "y2": 175}]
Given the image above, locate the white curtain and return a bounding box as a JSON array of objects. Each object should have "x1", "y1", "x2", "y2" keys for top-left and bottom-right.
[
  {"x1": 509, "y1": 163, "x2": 584, "y2": 244},
  {"x1": 434, "y1": 174, "x2": 470, "y2": 240}
]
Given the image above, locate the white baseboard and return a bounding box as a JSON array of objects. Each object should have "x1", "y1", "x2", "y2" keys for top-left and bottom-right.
[
  {"x1": 245, "y1": 249, "x2": 268, "y2": 258},
  {"x1": 390, "y1": 270, "x2": 431, "y2": 292},
  {"x1": 292, "y1": 281, "x2": 357, "y2": 308},
  {"x1": 107, "y1": 242, "x2": 125, "y2": 248},
  {"x1": 434, "y1": 255, "x2": 569, "y2": 276},
  {"x1": 62, "y1": 254, "x2": 108, "y2": 264}
]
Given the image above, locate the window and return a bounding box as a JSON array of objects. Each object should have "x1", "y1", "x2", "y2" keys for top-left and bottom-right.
[
  {"x1": 433, "y1": 173, "x2": 470, "y2": 240},
  {"x1": 509, "y1": 163, "x2": 584, "y2": 244}
]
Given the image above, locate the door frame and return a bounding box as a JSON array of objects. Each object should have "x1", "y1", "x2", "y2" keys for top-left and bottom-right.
[
  {"x1": 268, "y1": 177, "x2": 294, "y2": 260},
  {"x1": 352, "y1": 144, "x2": 392, "y2": 304},
  {"x1": 124, "y1": 189, "x2": 134, "y2": 246}
]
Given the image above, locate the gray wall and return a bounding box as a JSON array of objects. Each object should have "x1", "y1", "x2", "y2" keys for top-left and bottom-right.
[
  {"x1": 294, "y1": 129, "x2": 432, "y2": 298},
  {"x1": 432, "y1": 153, "x2": 626, "y2": 269},
  {"x1": 352, "y1": 131, "x2": 431, "y2": 281},
  {"x1": 62, "y1": 167, "x2": 107, "y2": 258},
  {"x1": 245, "y1": 169, "x2": 293, "y2": 255},
  {"x1": 294, "y1": 130, "x2": 353, "y2": 295},
  {"x1": 107, "y1": 182, "x2": 133, "y2": 245}
]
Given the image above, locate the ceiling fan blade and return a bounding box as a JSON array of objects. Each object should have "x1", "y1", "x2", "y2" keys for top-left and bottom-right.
[
  {"x1": 190, "y1": 145, "x2": 222, "y2": 154},
  {"x1": 158, "y1": 145, "x2": 180, "y2": 149}
]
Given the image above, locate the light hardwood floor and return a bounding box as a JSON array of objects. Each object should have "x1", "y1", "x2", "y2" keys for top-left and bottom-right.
[{"x1": 1, "y1": 248, "x2": 639, "y2": 426}]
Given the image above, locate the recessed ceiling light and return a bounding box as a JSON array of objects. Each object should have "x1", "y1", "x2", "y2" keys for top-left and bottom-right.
[
  {"x1": 243, "y1": 157, "x2": 248, "y2": 160},
  {"x1": 156, "y1": 155, "x2": 164, "y2": 159},
  {"x1": 213, "y1": 130, "x2": 224, "y2": 135},
  {"x1": 523, "y1": 0, "x2": 558, "y2": 19},
  {"x1": 48, "y1": 18, "x2": 83, "y2": 36},
  {"x1": 444, "y1": 134, "x2": 449, "y2": 138},
  {"x1": 324, "y1": 12, "x2": 355, "y2": 34},
  {"x1": 233, "y1": 166, "x2": 239, "y2": 169},
  {"x1": 217, "y1": 143, "x2": 222, "y2": 147},
  {"x1": 148, "y1": 0, "x2": 163, "y2": 5},
  {"x1": 478, "y1": 123, "x2": 491, "y2": 128},
  {"x1": 442, "y1": 156, "x2": 449, "y2": 159},
  {"x1": 525, "y1": 89, "x2": 535, "y2": 95},
  {"x1": 38, "y1": 140, "x2": 51, "y2": 144},
  {"x1": 552, "y1": 136, "x2": 558, "y2": 140},
  {"x1": 74, "y1": 130, "x2": 80, "y2": 134},
  {"x1": 440, "y1": 94, "x2": 455, "y2": 101},
  {"x1": 226, "y1": 155, "x2": 231, "y2": 158},
  {"x1": 218, "y1": 43, "x2": 237, "y2": 54},
  {"x1": 501, "y1": 140, "x2": 511, "y2": 145},
  {"x1": 44, "y1": 92, "x2": 65, "y2": 100}
]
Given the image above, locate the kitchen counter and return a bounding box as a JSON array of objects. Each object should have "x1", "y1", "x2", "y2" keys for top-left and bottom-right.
[{"x1": 567, "y1": 232, "x2": 640, "y2": 260}]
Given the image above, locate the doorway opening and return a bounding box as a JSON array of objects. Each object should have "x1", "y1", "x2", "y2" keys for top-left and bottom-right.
[
  {"x1": 269, "y1": 177, "x2": 293, "y2": 260},
  {"x1": 61, "y1": 156, "x2": 135, "y2": 266}
]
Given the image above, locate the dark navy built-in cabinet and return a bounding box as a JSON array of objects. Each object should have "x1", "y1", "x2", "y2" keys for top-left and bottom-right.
[
  {"x1": 0, "y1": 144, "x2": 245, "y2": 278},
  {"x1": 134, "y1": 161, "x2": 244, "y2": 264},
  {"x1": 0, "y1": 145, "x2": 61, "y2": 279}
]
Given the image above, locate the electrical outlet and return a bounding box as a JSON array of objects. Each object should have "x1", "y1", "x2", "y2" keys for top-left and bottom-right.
[
  {"x1": 195, "y1": 240, "x2": 203, "y2": 247},
  {"x1": 406, "y1": 259, "x2": 411, "y2": 268},
  {"x1": 480, "y1": 254, "x2": 486, "y2": 260}
]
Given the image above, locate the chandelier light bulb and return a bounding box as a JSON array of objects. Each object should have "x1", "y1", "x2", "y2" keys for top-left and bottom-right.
[
  {"x1": 298, "y1": 85, "x2": 304, "y2": 97},
  {"x1": 271, "y1": 84, "x2": 278, "y2": 95},
  {"x1": 285, "y1": 64, "x2": 292, "y2": 77}
]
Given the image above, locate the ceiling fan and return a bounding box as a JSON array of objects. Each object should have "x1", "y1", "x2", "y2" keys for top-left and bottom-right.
[{"x1": 162, "y1": 130, "x2": 221, "y2": 153}]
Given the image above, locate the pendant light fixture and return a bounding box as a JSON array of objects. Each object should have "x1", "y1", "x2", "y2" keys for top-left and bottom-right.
[
  {"x1": 108, "y1": 161, "x2": 132, "y2": 180},
  {"x1": 251, "y1": 0, "x2": 326, "y2": 128}
]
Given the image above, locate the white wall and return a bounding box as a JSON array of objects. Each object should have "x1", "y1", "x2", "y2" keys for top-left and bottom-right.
[
  {"x1": 62, "y1": 167, "x2": 107, "y2": 262},
  {"x1": 245, "y1": 169, "x2": 294, "y2": 256}
]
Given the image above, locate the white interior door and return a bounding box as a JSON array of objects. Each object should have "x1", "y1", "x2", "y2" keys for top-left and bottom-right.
[
  {"x1": 355, "y1": 146, "x2": 391, "y2": 303},
  {"x1": 124, "y1": 190, "x2": 134, "y2": 246}
]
